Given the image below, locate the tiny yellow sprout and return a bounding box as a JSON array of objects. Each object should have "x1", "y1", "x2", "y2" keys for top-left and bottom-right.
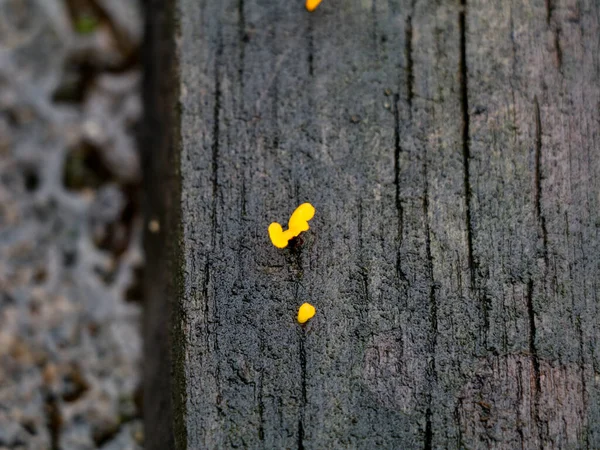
[
  {"x1": 268, "y1": 203, "x2": 315, "y2": 248},
  {"x1": 305, "y1": 0, "x2": 323, "y2": 12},
  {"x1": 297, "y1": 302, "x2": 316, "y2": 324}
]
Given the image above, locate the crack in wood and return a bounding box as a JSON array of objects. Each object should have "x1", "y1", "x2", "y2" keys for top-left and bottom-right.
[
  {"x1": 544, "y1": 0, "x2": 563, "y2": 70},
  {"x1": 423, "y1": 122, "x2": 438, "y2": 450},
  {"x1": 307, "y1": 19, "x2": 314, "y2": 78},
  {"x1": 405, "y1": 12, "x2": 414, "y2": 111},
  {"x1": 238, "y1": 0, "x2": 246, "y2": 97},
  {"x1": 210, "y1": 27, "x2": 224, "y2": 415},
  {"x1": 298, "y1": 331, "x2": 307, "y2": 450},
  {"x1": 534, "y1": 96, "x2": 549, "y2": 268},
  {"x1": 424, "y1": 406, "x2": 433, "y2": 450},
  {"x1": 526, "y1": 279, "x2": 543, "y2": 448},
  {"x1": 459, "y1": 0, "x2": 486, "y2": 348},
  {"x1": 392, "y1": 94, "x2": 407, "y2": 284}
]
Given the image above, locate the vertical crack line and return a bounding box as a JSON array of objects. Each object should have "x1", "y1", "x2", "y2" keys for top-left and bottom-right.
[
  {"x1": 459, "y1": 0, "x2": 483, "y2": 340},
  {"x1": 298, "y1": 331, "x2": 307, "y2": 450},
  {"x1": 516, "y1": 360, "x2": 525, "y2": 450},
  {"x1": 405, "y1": 14, "x2": 414, "y2": 111},
  {"x1": 526, "y1": 279, "x2": 542, "y2": 447},
  {"x1": 459, "y1": 0, "x2": 474, "y2": 282},
  {"x1": 203, "y1": 261, "x2": 211, "y2": 350},
  {"x1": 393, "y1": 94, "x2": 406, "y2": 284},
  {"x1": 534, "y1": 96, "x2": 549, "y2": 269},
  {"x1": 424, "y1": 407, "x2": 433, "y2": 450},
  {"x1": 258, "y1": 336, "x2": 265, "y2": 442},
  {"x1": 238, "y1": 0, "x2": 246, "y2": 104},
  {"x1": 307, "y1": 19, "x2": 314, "y2": 77},
  {"x1": 212, "y1": 31, "x2": 223, "y2": 249},
  {"x1": 423, "y1": 158, "x2": 437, "y2": 450},
  {"x1": 577, "y1": 314, "x2": 590, "y2": 449},
  {"x1": 271, "y1": 77, "x2": 280, "y2": 150},
  {"x1": 554, "y1": 30, "x2": 562, "y2": 69},
  {"x1": 211, "y1": 27, "x2": 224, "y2": 412},
  {"x1": 454, "y1": 398, "x2": 464, "y2": 449},
  {"x1": 358, "y1": 197, "x2": 364, "y2": 256},
  {"x1": 544, "y1": 0, "x2": 562, "y2": 70}
]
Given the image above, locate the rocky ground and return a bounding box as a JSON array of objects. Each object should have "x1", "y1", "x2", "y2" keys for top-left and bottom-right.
[{"x1": 0, "y1": 0, "x2": 144, "y2": 448}]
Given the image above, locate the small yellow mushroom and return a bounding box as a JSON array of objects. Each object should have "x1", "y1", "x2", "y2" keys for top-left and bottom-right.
[
  {"x1": 287, "y1": 203, "x2": 315, "y2": 234},
  {"x1": 268, "y1": 203, "x2": 315, "y2": 248},
  {"x1": 268, "y1": 223, "x2": 295, "y2": 249},
  {"x1": 305, "y1": 0, "x2": 323, "y2": 12},
  {"x1": 297, "y1": 302, "x2": 316, "y2": 324}
]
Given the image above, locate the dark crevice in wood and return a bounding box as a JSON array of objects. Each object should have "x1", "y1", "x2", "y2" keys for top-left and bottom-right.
[
  {"x1": 258, "y1": 337, "x2": 265, "y2": 442},
  {"x1": 516, "y1": 360, "x2": 525, "y2": 450},
  {"x1": 203, "y1": 261, "x2": 211, "y2": 349},
  {"x1": 307, "y1": 19, "x2": 314, "y2": 77},
  {"x1": 534, "y1": 96, "x2": 549, "y2": 268},
  {"x1": 424, "y1": 407, "x2": 433, "y2": 450},
  {"x1": 544, "y1": 0, "x2": 562, "y2": 70},
  {"x1": 554, "y1": 30, "x2": 563, "y2": 70},
  {"x1": 459, "y1": 0, "x2": 474, "y2": 279},
  {"x1": 298, "y1": 331, "x2": 307, "y2": 450},
  {"x1": 459, "y1": 0, "x2": 483, "y2": 338},
  {"x1": 238, "y1": 0, "x2": 246, "y2": 101},
  {"x1": 272, "y1": 78, "x2": 280, "y2": 150},
  {"x1": 423, "y1": 154, "x2": 437, "y2": 450},
  {"x1": 211, "y1": 29, "x2": 224, "y2": 414},
  {"x1": 454, "y1": 398, "x2": 464, "y2": 449},
  {"x1": 577, "y1": 315, "x2": 590, "y2": 449},
  {"x1": 526, "y1": 279, "x2": 542, "y2": 447},
  {"x1": 569, "y1": 249, "x2": 590, "y2": 449},
  {"x1": 240, "y1": 176, "x2": 247, "y2": 219},
  {"x1": 405, "y1": 14, "x2": 414, "y2": 111},
  {"x1": 212, "y1": 31, "x2": 223, "y2": 249},
  {"x1": 393, "y1": 94, "x2": 407, "y2": 283}
]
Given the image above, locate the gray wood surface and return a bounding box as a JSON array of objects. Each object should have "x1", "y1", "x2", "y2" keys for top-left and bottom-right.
[{"x1": 144, "y1": 0, "x2": 600, "y2": 448}]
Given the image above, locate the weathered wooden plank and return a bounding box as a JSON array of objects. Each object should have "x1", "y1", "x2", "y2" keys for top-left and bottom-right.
[
  {"x1": 461, "y1": 0, "x2": 600, "y2": 447},
  {"x1": 144, "y1": 0, "x2": 600, "y2": 448}
]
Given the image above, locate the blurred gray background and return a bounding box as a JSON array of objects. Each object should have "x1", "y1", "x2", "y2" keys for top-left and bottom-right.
[{"x1": 0, "y1": 0, "x2": 144, "y2": 448}]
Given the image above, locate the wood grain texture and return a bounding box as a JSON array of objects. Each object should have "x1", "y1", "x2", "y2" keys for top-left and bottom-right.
[{"x1": 144, "y1": 0, "x2": 600, "y2": 448}]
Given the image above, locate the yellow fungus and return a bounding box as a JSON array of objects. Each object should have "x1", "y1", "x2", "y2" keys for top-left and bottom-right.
[
  {"x1": 268, "y1": 223, "x2": 295, "y2": 249},
  {"x1": 297, "y1": 302, "x2": 316, "y2": 324},
  {"x1": 305, "y1": 0, "x2": 322, "y2": 12},
  {"x1": 287, "y1": 203, "x2": 315, "y2": 234},
  {"x1": 268, "y1": 203, "x2": 315, "y2": 248}
]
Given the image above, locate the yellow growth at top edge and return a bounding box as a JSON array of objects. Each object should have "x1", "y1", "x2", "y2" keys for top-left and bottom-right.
[
  {"x1": 305, "y1": 0, "x2": 323, "y2": 12},
  {"x1": 268, "y1": 203, "x2": 315, "y2": 248}
]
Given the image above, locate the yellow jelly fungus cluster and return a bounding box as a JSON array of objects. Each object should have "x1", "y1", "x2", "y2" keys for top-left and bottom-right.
[
  {"x1": 297, "y1": 302, "x2": 316, "y2": 324},
  {"x1": 305, "y1": 0, "x2": 323, "y2": 12},
  {"x1": 268, "y1": 203, "x2": 315, "y2": 249},
  {"x1": 268, "y1": 203, "x2": 318, "y2": 324}
]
